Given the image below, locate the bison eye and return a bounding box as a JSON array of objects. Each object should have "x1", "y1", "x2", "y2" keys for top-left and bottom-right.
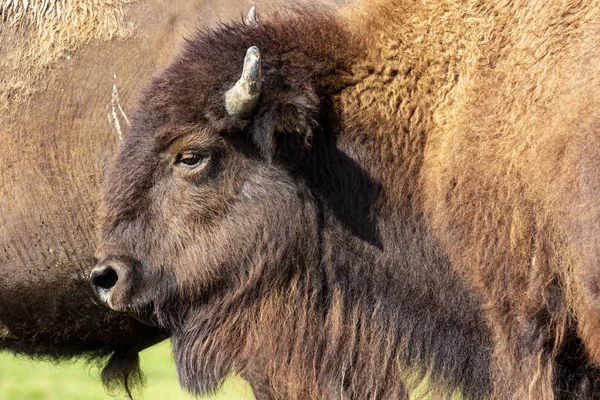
[{"x1": 175, "y1": 152, "x2": 207, "y2": 169}]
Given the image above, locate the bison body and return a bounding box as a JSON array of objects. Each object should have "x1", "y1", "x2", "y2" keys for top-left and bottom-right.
[{"x1": 93, "y1": 0, "x2": 600, "y2": 398}]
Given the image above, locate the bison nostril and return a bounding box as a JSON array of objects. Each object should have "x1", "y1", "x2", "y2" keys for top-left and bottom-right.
[{"x1": 91, "y1": 266, "x2": 118, "y2": 291}]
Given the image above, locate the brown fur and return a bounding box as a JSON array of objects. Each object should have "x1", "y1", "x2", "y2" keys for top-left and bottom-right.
[
  {"x1": 95, "y1": 0, "x2": 600, "y2": 398},
  {"x1": 408, "y1": 1, "x2": 600, "y2": 398},
  {"x1": 96, "y1": 3, "x2": 492, "y2": 399},
  {"x1": 0, "y1": 0, "x2": 309, "y2": 397},
  {"x1": 0, "y1": 0, "x2": 136, "y2": 110},
  {"x1": 356, "y1": 0, "x2": 600, "y2": 397}
]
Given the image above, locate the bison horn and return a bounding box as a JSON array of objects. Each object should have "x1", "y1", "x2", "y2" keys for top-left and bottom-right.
[
  {"x1": 246, "y1": 6, "x2": 256, "y2": 24},
  {"x1": 225, "y1": 46, "x2": 262, "y2": 118}
]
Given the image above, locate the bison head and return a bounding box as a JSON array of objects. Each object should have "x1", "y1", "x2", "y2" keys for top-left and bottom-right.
[
  {"x1": 89, "y1": 10, "x2": 495, "y2": 398},
  {"x1": 90, "y1": 13, "x2": 370, "y2": 394},
  {"x1": 92, "y1": 45, "x2": 323, "y2": 314}
]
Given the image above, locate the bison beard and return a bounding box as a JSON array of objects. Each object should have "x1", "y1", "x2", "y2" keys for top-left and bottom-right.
[{"x1": 93, "y1": 1, "x2": 600, "y2": 399}]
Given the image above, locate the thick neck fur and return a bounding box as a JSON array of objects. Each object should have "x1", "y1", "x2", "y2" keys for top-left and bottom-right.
[
  {"x1": 165, "y1": 2, "x2": 497, "y2": 399},
  {"x1": 170, "y1": 196, "x2": 491, "y2": 399},
  {"x1": 169, "y1": 138, "x2": 491, "y2": 399}
]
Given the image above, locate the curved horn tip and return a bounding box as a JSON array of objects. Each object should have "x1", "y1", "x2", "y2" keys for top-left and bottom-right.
[
  {"x1": 246, "y1": 6, "x2": 256, "y2": 23},
  {"x1": 225, "y1": 46, "x2": 262, "y2": 118},
  {"x1": 242, "y1": 46, "x2": 261, "y2": 81}
]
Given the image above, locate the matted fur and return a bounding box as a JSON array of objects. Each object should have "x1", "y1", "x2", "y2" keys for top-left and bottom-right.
[
  {"x1": 0, "y1": 0, "x2": 134, "y2": 109},
  {"x1": 95, "y1": 0, "x2": 600, "y2": 399}
]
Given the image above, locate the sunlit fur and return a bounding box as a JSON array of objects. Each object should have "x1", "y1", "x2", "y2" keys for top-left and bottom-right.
[
  {"x1": 0, "y1": 0, "x2": 135, "y2": 109},
  {"x1": 98, "y1": 1, "x2": 600, "y2": 399}
]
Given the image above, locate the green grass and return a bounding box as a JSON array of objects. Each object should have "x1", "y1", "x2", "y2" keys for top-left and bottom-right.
[
  {"x1": 0, "y1": 341, "x2": 255, "y2": 400},
  {"x1": 0, "y1": 342, "x2": 459, "y2": 399}
]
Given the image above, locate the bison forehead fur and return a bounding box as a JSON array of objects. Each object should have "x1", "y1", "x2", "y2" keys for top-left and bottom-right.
[{"x1": 96, "y1": 1, "x2": 600, "y2": 399}]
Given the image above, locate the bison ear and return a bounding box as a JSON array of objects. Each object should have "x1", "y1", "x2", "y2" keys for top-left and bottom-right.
[{"x1": 252, "y1": 93, "x2": 316, "y2": 167}]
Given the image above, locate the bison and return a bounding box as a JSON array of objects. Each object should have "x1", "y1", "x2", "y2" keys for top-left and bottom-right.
[
  {"x1": 0, "y1": 0, "x2": 299, "y2": 396},
  {"x1": 91, "y1": 0, "x2": 600, "y2": 398}
]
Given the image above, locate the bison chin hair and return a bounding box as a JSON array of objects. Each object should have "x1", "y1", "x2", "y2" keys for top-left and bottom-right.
[
  {"x1": 89, "y1": 346, "x2": 157, "y2": 400},
  {"x1": 99, "y1": 350, "x2": 144, "y2": 399},
  {"x1": 99, "y1": 320, "x2": 170, "y2": 398},
  {"x1": 99, "y1": 330, "x2": 168, "y2": 399},
  {"x1": 3, "y1": 335, "x2": 153, "y2": 399},
  {"x1": 99, "y1": 351, "x2": 144, "y2": 399}
]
